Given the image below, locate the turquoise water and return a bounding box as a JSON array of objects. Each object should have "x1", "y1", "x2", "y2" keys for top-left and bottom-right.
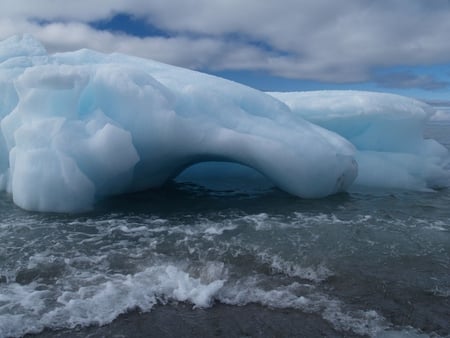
[{"x1": 0, "y1": 124, "x2": 449, "y2": 337}]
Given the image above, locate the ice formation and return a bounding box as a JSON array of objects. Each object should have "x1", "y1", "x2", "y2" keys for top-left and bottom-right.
[
  {"x1": 270, "y1": 91, "x2": 450, "y2": 191},
  {"x1": 0, "y1": 35, "x2": 357, "y2": 212},
  {"x1": 430, "y1": 109, "x2": 450, "y2": 122}
]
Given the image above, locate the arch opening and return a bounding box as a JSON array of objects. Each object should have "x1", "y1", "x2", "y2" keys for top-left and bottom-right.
[{"x1": 174, "y1": 161, "x2": 275, "y2": 195}]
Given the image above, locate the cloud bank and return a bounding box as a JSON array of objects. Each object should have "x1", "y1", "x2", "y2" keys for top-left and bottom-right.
[{"x1": 1, "y1": 0, "x2": 450, "y2": 84}]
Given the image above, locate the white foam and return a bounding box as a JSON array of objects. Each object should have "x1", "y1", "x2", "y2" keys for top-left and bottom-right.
[
  {"x1": 0, "y1": 263, "x2": 226, "y2": 337},
  {"x1": 204, "y1": 223, "x2": 238, "y2": 235},
  {"x1": 218, "y1": 278, "x2": 390, "y2": 337},
  {"x1": 0, "y1": 252, "x2": 430, "y2": 338},
  {"x1": 258, "y1": 253, "x2": 333, "y2": 282}
]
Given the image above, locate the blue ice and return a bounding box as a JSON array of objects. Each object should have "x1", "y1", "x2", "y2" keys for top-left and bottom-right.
[
  {"x1": 0, "y1": 35, "x2": 357, "y2": 212},
  {"x1": 0, "y1": 35, "x2": 448, "y2": 212}
]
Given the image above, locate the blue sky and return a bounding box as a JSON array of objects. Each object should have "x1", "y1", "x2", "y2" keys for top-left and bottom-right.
[{"x1": 1, "y1": 1, "x2": 450, "y2": 102}]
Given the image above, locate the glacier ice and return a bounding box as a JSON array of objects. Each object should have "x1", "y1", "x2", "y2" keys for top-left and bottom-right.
[
  {"x1": 0, "y1": 35, "x2": 358, "y2": 212},
  {"x1": 270, "y1": 91, "x2": 450, "y2": 191}
]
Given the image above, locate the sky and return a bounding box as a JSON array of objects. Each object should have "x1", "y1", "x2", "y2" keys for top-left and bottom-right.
[{"x1": 0, "y1": 0, "x2": 450, "y2": 102}]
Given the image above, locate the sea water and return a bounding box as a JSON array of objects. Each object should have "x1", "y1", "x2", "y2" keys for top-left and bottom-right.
[{"x1": 0, "y1": 122, "x2": 449, "y2": 338}]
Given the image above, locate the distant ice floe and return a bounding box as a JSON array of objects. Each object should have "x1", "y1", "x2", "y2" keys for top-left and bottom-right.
[
  {"x1": 430, "y1": 109, "x2": 450, "y2": 122},
  {"x1": 270, "y1": 91, "x2": 450, "y2": 192},
  {"x1": 0, "y1": 35, "x2": 448, "y2": 212}
]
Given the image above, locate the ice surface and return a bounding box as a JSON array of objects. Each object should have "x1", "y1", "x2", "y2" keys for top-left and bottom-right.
[
  {"x1": 270, "y1": 91, "x2": 450, "y2": 191},
  {"x1": 1, "y1": 35, "x2": 448, "y2": 212},
  {"x1": 0, "y1": 35, "x2": 357, "y2": 212},
  {"x1": 430, "y1": 109, "x2": 450, "y2": 122}
]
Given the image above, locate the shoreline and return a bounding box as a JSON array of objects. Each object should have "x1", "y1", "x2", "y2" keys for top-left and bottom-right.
[{"x1": 26, "y1": 303, "x2": 362, "y2": 338}]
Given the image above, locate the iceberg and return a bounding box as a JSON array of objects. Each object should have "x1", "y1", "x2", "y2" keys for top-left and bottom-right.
[
  {"x1": 270, "y1": 91, "x2": 450, "y2": 191},
  {"x1": 0, "y1": 35, "x2": 357, "y2": 212},
  {"x1": 430, "y1": 109, "x2": 450, "y2": 122}
]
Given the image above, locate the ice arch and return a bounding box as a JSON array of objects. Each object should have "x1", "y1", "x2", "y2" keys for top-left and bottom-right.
[{"x1": 0, "y1": 35, "x2": 357, "y2": 212}]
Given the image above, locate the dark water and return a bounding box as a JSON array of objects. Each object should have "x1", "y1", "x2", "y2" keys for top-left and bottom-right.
[{"x1": 1, "y1": 124, "x2": 450, "y2": 338}]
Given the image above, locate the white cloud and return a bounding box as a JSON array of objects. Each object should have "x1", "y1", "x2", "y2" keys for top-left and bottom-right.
[{"x1": 1, "y1": 0, "x2": 450, "y2": 83}]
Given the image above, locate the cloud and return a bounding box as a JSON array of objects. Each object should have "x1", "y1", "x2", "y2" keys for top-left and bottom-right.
[
  {"x1": 375, "y1": 72, "x2": 449, "y2": 90},
  {"x1": 424, "y1": 99, "x2": 450, "y2": 107},
  {"x1": 0, "y1": 18, "x2": 281, "y2": 71},
  {"x1": 1, "y1": 1, "x2": 450, "y2": 83}
]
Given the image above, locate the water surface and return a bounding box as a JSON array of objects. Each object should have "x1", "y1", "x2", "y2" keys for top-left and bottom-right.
[{"x1": 1, "y1": 123, "x2": 449, "y2": 337}]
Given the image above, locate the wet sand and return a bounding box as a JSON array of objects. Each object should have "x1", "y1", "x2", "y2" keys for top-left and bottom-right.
[{"x1": 27, "y1": 303, "x2": 363, "y2": 338}]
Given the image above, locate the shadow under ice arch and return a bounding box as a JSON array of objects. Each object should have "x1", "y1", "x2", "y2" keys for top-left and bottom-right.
[{"x1": 0, "y1": 35, "x2": 357, "y2": 212}]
